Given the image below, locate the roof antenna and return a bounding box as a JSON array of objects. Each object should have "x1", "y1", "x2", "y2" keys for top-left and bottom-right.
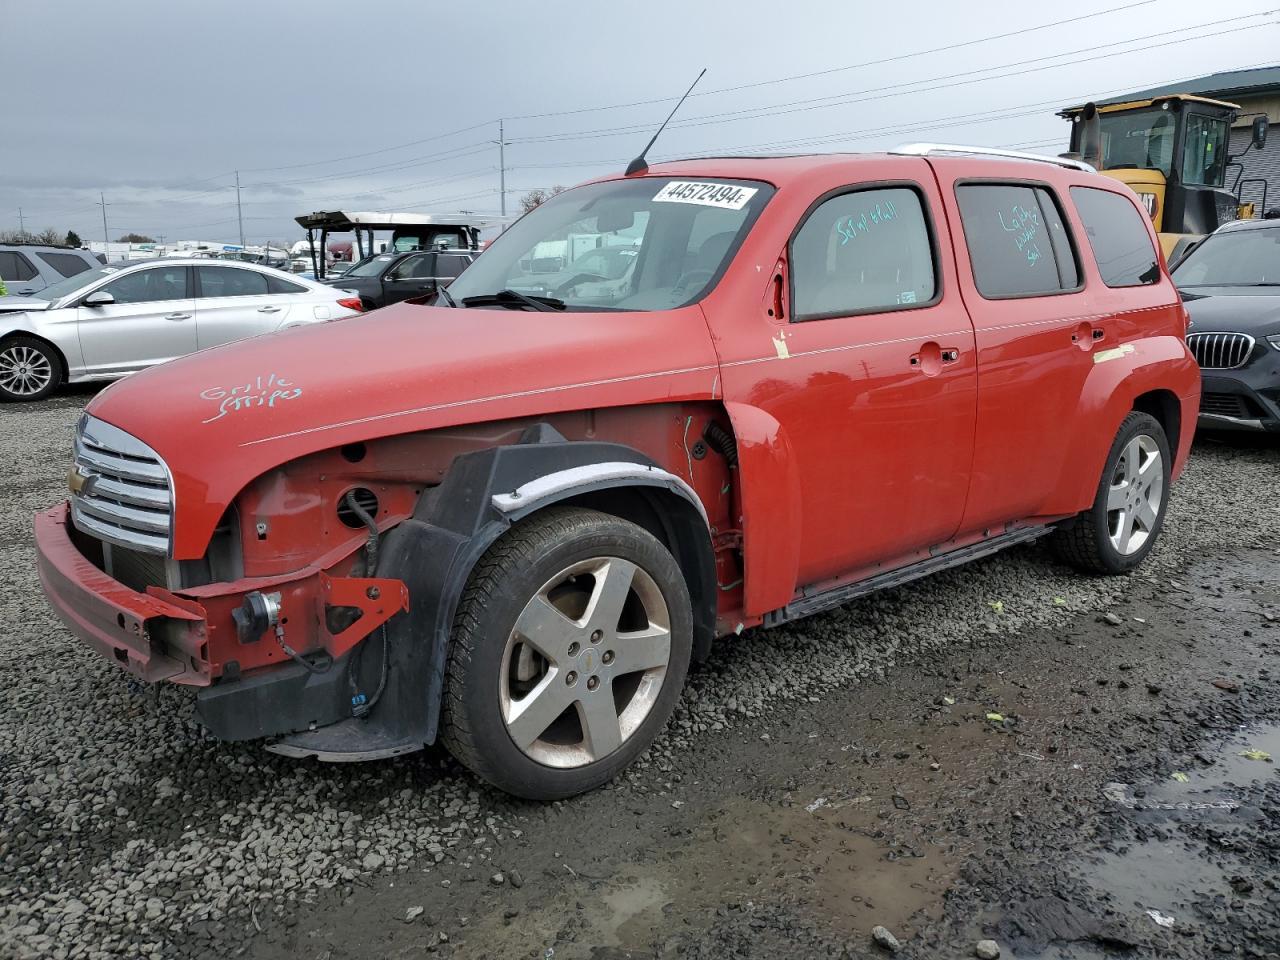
[{"x1": 626, "y1": 68, "x2": 707, "y2": 176}]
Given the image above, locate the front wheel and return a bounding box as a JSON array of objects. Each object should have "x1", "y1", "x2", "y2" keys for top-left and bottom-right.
[
  {"x1": 0, "y1": 337, "x2": 62, "y2": 402},
  {"x1": 441, "y1": 507, "x2": 693, "y2": 800},
  {"x1": 1048, "y1": 411, "x2": 1171, "y2": 574}
]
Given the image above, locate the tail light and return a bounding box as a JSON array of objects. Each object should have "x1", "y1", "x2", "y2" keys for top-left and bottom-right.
[{"x1": 336, "y1": 297, "x2": 364, "y2": 313}]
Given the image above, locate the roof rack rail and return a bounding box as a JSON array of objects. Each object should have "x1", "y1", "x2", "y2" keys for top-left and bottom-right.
[{"x1": 890, "y1": 142, "x2": 1095, "y2": 173}]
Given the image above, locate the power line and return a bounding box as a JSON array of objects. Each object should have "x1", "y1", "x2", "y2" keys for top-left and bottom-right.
[
  {"x1": 511, "y1": 12, "x2": 1275, "y2": 145},
  {"x1": 236, "y1": 120, "x2": 496, "y2": 174},
  {"x1": 503, "y1": 0, "x2": 1161, "y2": 120}
]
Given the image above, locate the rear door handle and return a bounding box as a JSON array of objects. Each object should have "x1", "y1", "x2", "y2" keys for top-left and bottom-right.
[
  {"x1": 257, "y1": 306, "x2": 282, "y2": 314},
  {"x1": 165, "y1": 313, "x2": 190, "y2": 321}
]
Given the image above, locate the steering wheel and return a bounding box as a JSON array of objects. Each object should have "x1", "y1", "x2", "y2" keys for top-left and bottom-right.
[
  {"x1": 553, "y1": 272, "x2": 611, "y2": 296},
  {"x1": 672, "y1": 269, "x2": 715, "y2": 298}
]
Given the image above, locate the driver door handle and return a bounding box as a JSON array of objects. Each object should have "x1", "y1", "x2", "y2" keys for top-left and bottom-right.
[
  {"x1": 257, "y1": 306, "x2": 282, "y2": 313},
  {"x1": 165, "y1": 313, "x2": 191, "y2": 321}
]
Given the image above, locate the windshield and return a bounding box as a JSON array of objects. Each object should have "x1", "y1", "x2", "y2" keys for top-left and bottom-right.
[
  {"x1": 1098, "y1": 107, "x2": 1176, "y2": 176},
  {"x1": 345, "y1": 254, "x2": 395, "y2": 278},
  {"x1": 29, "y1": 265, "x2": 122, "y2": 301},
  {"x1": 1173, "y1": 227, "x2": 1280, "y2": 287},
  {"x1": 448, "y1": 176, "x2": 774, "y2": 311}
]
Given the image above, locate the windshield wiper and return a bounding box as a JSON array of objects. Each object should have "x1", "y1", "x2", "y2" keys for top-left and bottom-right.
[
  {"x1": 436, "y1": 286, "x2": 460, "y2": 308},
  {"x1": 461, "y1": 289, "x2": 565, "y2": 312}
]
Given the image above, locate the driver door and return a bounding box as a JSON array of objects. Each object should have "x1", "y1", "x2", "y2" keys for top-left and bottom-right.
[
  {"x1": 382, "y1": 253, "x2": 438, "y2": 305},
  {"x1": 76, "y1": 265, "x2": 198, "y2": 377}
]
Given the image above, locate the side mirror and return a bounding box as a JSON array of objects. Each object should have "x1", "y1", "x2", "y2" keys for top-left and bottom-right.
[
  {"x1": 82, "y1": 290, "x2": 115, "y2": 307},
  {"x1": 1252, "y1": 115, "x2": 1269, "y2": 151}
]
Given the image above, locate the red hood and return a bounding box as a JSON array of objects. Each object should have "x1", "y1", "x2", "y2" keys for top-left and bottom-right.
[{"x1": 87, "y1": 303, "x2": 720, "y2": 558}]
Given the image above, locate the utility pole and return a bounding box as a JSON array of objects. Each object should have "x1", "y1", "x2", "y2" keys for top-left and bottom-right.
[
  {"x1": 17, "y1": 207, "x2": 25, "y2": 241},
  {"x1": 235, "y1": 171, "x2": 246, "y2": 249},
  {"x1": 497, "y1": 119, "x2": 507, "y2": 218},
  {"x1": 97, "y1": 193, "x2": 111, "y2": 251}
]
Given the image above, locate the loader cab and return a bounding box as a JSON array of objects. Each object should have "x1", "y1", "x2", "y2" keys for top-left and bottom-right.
[{"x1": 1061, "y1": 95, "x2": 1268, "y2": 256}]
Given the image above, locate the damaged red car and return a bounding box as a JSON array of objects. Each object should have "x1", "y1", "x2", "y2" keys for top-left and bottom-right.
[{"x1": 36, "y1": 146, "x2": 1199, "y2": 799}]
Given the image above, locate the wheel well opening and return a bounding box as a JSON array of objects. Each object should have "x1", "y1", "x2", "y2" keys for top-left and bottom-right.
[
  {"x1": 1132, "y1": 389, "x2": 1181, "y2": 449},
  {"x1": 556, "y1": 486, "x2": 717, "y2": 662},
  {"x1": 0, "y1": 332, "x2": 69, "y2": 381}
]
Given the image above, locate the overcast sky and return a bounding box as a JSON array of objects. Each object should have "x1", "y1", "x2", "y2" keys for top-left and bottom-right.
[{"x1": 3, "y1": 0, "x2": 1275, "y2": 245}]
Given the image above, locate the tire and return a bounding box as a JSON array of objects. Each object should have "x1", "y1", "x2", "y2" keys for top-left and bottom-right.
[
  {"x1": 0, "y1": 336, "x2": 62, "y2": 402},
  {"x1": 1048, "y1": 411, "x2": 1171, "y2": 575},
  {"x1": 441, "y1": 506, "x2": 692, "y2": 800}
]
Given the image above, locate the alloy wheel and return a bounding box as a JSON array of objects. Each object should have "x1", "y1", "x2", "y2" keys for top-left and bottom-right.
[
  {"x1": 499, "y1": 556, "x2": 672, "y2": 769},
  {"x1": 0, "y1": 345, "x2": 53, "y2": 397},
  {"x1": 1106, "y1": 434, "x2": 1163, "y2": 555}
]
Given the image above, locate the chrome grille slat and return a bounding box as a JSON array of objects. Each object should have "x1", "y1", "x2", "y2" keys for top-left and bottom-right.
[
  {"x1": 70, "y1": 415, "x2": 173, "y2": 556},
  {"x1": 1187, "y1": 332, "x2": 1254, "y2": 370}
]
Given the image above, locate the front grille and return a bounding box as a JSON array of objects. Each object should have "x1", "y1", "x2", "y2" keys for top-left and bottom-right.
[
  {"x1": 1200, "y1": 392, "x2": 1250, "y2": 418},
  {"x1": 1187, "y1": 332, "x2": 1254, "y2": 370},
  {"x1": 70, "y1": 415, "x2": 172, "y2": 556}
]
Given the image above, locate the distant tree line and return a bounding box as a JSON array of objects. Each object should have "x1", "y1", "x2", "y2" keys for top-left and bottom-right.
[{"x1": 0, "y1": 228, "x2": 75, "y2": 246}]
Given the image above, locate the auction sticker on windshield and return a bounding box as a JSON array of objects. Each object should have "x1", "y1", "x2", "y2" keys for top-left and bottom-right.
[{"x1": 653, "y1": 181, "x2": 758, "y2": 210}]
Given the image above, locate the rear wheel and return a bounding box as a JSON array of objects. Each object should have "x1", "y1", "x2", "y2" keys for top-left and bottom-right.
[
  {"x1": 441, "y1": 507, "x2": 692, "y2": 800},
  {"x1": 0, "y1": 337, "x2": 61, "y2": 402},
  {"x1": 1048, "y1": 411, "x2": 1171, "y2": 574}
]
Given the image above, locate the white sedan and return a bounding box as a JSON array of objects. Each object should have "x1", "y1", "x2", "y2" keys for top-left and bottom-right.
[{"x1": 0, "y1": 259, "x2": 364, "y2": 401}]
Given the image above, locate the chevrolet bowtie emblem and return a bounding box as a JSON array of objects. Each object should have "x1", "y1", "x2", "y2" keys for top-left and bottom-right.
[{"x1": 67, "y1": 468, "x2": 90, "y2": 495}]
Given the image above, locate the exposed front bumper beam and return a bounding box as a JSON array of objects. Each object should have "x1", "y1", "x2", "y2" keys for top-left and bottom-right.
[{"x1": 35, "y1": 503, "x2": 209, "y2": 684}]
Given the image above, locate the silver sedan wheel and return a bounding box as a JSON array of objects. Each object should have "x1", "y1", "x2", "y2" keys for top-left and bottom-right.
[
  {"x1": 0, "y1": 345, "x2": 54, "y2": 397},
  {"x1": 500, "y1": 556, "x2": 672, "y2": 769},
  {"x1": 1107, "y1": 434, "x2": 1163, "y2": 556}
]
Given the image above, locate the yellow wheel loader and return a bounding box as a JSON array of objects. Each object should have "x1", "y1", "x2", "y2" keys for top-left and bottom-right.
[{"x1": 1061, "y1": 96, "x2": 1269, "y2": 259}]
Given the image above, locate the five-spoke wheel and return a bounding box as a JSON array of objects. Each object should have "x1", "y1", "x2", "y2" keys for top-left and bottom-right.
[
  {"x1": 441, "y1": 507, "x2": 692, "y2": 800},
  {"x1": 1049, "y1": 411, "x2": 1171, "y2": 574}
]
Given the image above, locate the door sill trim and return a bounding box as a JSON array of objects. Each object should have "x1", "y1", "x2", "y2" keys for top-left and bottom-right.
[{"x1": 763, "y1": 525, "x2": 1049, "y2": 628}]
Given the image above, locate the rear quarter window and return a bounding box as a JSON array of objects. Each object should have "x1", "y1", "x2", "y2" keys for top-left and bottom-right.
[
  {"x1": 266, "y1": 275, "x2": 307, "y2": 294},
  {"x1": 1069, "y1": 186, "x2": 1161, "y2": 287},
  {"x1": 955, "y1": 183, "x2": 1080, "y2": 298},
  {"x1": 36, "y1": 252, "x2": 93, "y2": 278}
]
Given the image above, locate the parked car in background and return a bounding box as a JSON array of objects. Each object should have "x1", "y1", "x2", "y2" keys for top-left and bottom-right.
[
  {"x1": 35, "y1": 148, "x2": 1199, "y2": 800},
  {"x1": 1172, "y1": 218, "x2": 1280, "y2": 433},
  {"x1": 0, "y1": 259, "x2": 363, "y2": 401},
  {"x1": 0, "y1": 244, "x2": 100, "y2": 297},
  {"x1": 325, "y1": 248, "x2": 475, "y2": 309}
]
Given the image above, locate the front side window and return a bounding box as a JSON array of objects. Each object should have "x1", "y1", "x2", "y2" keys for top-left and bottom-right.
[
  {"x1": 347, "y1": 254, "x2": 395, "y2": 278},
  {"x1": 36, "y1": 252, "x2": 92, "y2": 279},
  {"x1": 790, "y1": 186, "x2": 936, "y2": 319},
  {"x1": 956, "y1": 184, "x2": 1080, "y2": 298},
  {"x1": 0, "y1": 251, "x2": 37, "y2": 282},
  {"x1": 1172, "y1": 226, "x2": 1280, "y2": 287},
  {"x1": 1070, "y1": 187, "x2": 1161, "y2": 287},
  {"x1": 197, "y1": 266, "x2": 269, "y2": 298},
  {"x1": 387, "y1": 255, "x2": 433, "y2": 280},
  {"x1": 1181, "y1": 114, "x2": 1230, "y2": 188},
  {"x1": 101, "y1": 266, "x2": 189, "y2": 304},
  {"x1": 448, "y1": 176, "x2": 774, "y2": 311}
]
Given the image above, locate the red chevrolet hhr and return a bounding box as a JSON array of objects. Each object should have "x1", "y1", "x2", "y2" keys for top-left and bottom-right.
[{"x1": 37, "y1": 144, "x2": 1198, "y2": 798}]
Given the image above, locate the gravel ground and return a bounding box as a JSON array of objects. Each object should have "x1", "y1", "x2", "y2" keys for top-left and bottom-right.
[{"x1": 1, "y1": 391, "x2": 1278, "y2": 959}]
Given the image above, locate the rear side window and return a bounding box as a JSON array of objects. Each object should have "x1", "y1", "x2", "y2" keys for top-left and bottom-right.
[
  {"x1": 956, "y1": 184, "x2": 1080, "y2": 298},
  {"x1": 1069, "y1": 186, "x2": 1161, "y2": 287},
  {"x1": 36, "y1": 252, "x2": 93, "y2": 278},
  {"x1": 437, "y1": 254, "x2": 471, "y2": 279},
  {"x1": 790, "y1": 186, "x2": 937, "y2": 320},
  {"x1": 198, "y1": 266, "x2": 269, "y2": 298},
  {"x1": 266, "y1": 275, "x2": 307, "y2": 294},
  {"x1": 0, "y1": 251, "x2": 37, "y2": 282}
]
